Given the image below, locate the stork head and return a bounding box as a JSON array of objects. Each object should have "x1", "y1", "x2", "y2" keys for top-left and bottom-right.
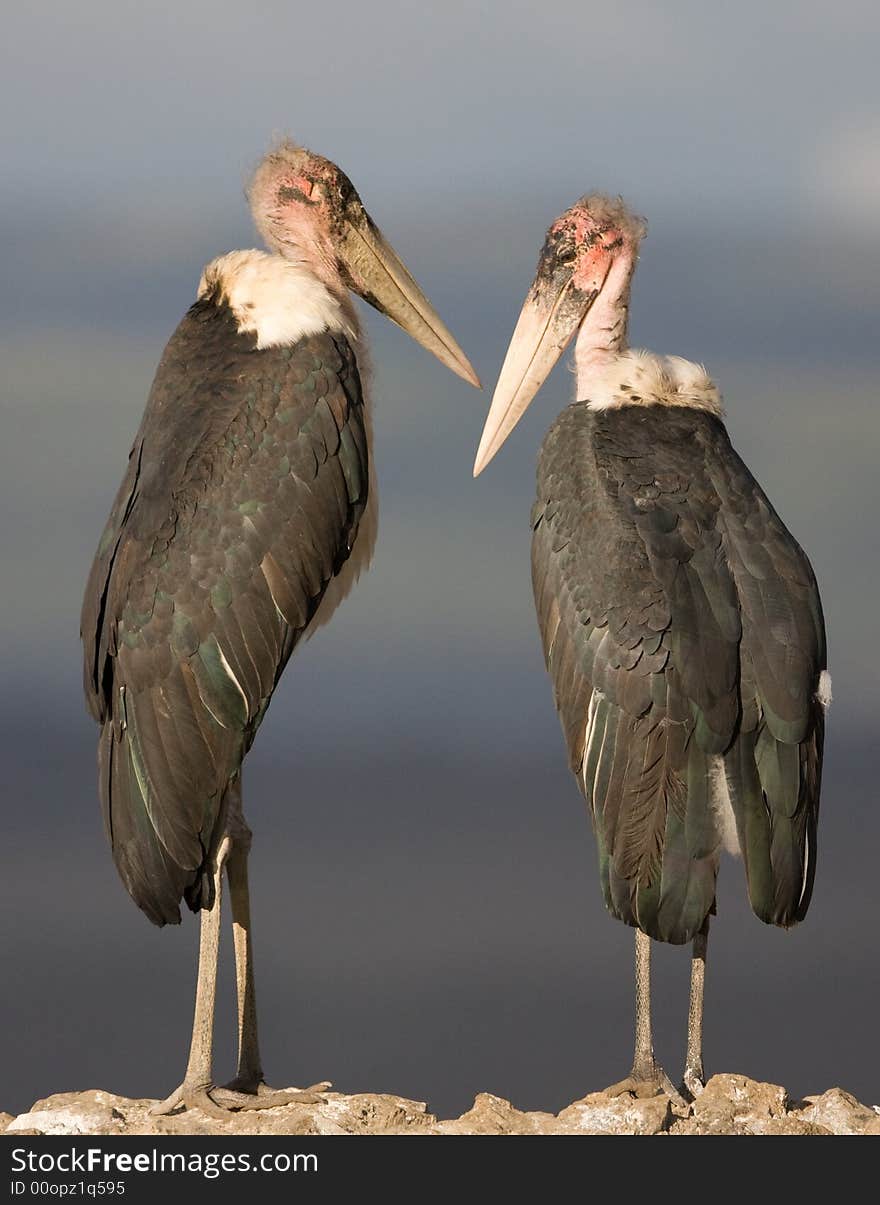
[
  {"x1": 249, "y1": 141, "x2": 479, "y2": 387},
  {"x1": 473, "y1": 195, "x2": 646, "y2": 475}
]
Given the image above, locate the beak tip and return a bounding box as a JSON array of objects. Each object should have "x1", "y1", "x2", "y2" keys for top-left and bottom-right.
[
  {"x1": 472, "y1": 444, "x2": 491, "y2": 477},
  {"x1": 458, "y1": 361, "x2": 482, "y2": 390}
]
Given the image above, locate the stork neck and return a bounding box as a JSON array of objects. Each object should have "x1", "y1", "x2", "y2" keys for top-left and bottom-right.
[
  {"x1": 574, "y1": 252, "x2": 635, "y2": 397},
  {"x1": 255, "y1": 207, "x2": 350, "y2": 304}
]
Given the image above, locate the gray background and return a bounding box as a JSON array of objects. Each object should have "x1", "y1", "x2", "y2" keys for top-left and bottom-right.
[{"x1": 2, "y1": 1, "x2": 878, "y2": 1116}]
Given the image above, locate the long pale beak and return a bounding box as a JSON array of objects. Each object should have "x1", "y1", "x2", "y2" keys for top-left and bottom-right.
[
  {"x1": 473, "y1": 275, "x2": 601, "y2": 476},
  {"x1": 337, "y1": 210, "x2": 480, "y2": 389}
]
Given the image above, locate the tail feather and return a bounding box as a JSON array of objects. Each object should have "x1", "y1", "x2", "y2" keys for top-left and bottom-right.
[{"x1": 726, "y1": 700, "x2": 823, "y2": 927}]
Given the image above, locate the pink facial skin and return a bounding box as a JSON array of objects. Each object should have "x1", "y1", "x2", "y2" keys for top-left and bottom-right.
[
  {"x1": 545, "y1": 198, "x2": 643, "y2": 295},
  {"x1": 530, "y1": 197, "x2": 645, "y2": 384},
  {"x1": 247, "y1": 146, "x2": 363, "y2": 295}
]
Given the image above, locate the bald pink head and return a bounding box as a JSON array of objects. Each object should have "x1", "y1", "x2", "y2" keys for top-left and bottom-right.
[
  {"x1": 531, "y1": 194, "x2": 646, "y2": 314},
  {"x1": 473, "y1": 193, "x2": 646, "y2": 475},
  {"x1": 246, "y1": 140, "x2": 480, "y2": 386},
  {"x1": 248, "y1": 142, "x2": 363, "y2": 292}
]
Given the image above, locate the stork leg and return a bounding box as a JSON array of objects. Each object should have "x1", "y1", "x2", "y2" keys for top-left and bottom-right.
[
  {"x1": 682, "y1": 917, "x2": 709, "y2": 1098},
  {"x1": 225, "y1": 834, "x2": 265, "y2": 1092},
  {"x1": 607, "y1": 929, "x2": 686, "y2": 1106},
  {"x1": 631, "y1": 927, "x2": 657, "y2": 1080},
  {"x1": 217, "y1": 827, "x2": 329, "y2": 1110},
  {"x1": 151, "y1": 836, "x2": 233, "y2": 1119},
  {"x1": 151, "y1": 780, "x2": 328, "y2": 1119}
]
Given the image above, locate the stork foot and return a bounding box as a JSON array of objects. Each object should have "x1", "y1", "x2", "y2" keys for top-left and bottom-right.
[
  {"x1": 605, "y1": 1075, "x2": 664, "y2": 1100},
  {"x1": 149, "y1": 1082, "x2": 235, "y2": 1121},
  {"x1": 606, "y1": 1067, "x2": 688, "y2": 1111},
  {"x1": 149, "y1": 1080, "x2": 331, "y2": 1119},
  {"x1": 216, "y1": 1079, "x2": 332, "y2": 1111}
]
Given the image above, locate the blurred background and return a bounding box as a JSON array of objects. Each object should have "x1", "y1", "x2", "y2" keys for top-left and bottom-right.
[{"x1": 2, "y1": 1, "x2": 878, "y2": 1117}]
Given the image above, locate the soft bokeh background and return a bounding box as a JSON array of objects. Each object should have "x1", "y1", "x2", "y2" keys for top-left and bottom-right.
[{"x1": 2, "y1": 1, "x2": 878, "y2": 1116}]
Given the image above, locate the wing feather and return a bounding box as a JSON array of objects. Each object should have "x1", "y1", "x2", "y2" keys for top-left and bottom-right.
[
  {"x1": 533, "y1": 402, "x2": 825, "y2": 943},
  {"x1": 81, "y1": 303, "x2": 371, "y2": 924}
]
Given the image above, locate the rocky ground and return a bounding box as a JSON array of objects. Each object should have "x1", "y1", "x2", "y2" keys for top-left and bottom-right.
[{"x1": 3, "y1": 1076, "x2": 880, "y2": 1136}]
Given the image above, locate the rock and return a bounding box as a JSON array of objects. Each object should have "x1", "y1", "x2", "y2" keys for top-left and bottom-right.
[
  {"x1": 6, "y1": 1088, "x2": 434, "y2": 1138},
  {"x1": 557, "y1": 1088, "x2": 672, "y2": 1135},
  {"x1": 682, "y1": 1074, "x2": 789, "y2": 1135},
  {"x1": 5, "y1": 1078, "x2": 878, "y2": 1135},
  {"x1": 435, "y1": 1093, "x2": 554, "y2": 1135},
  {"x1": 142, "y1": 1091, "x2": 436, "y2": 1137},
  {"x1": 673, "y1": 1113, "x2": 830, "y2": 1136},
  {"x1": 796, "y1": 1089, "x2": 880, "y2": 1135},
  {"x1": 303, "y1": 1093, "x2": 436, "y2": 1136},
  {"x1": 7, "y1": 1091, "x2": 129, "y2": 1136}
]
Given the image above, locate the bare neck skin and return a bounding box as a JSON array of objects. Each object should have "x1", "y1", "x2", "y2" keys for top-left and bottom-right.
[{"x1": 573, "y1": 252, "x2": 635, "y2": 397}]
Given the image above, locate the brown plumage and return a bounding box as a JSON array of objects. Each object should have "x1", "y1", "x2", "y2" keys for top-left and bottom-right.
[
  {"x1": 82, "y1": 300, "x2": 368, "y2": 924},
  {"x1": 475, "y1": 189, "x2": 827, "y2": 1096},
  {"x1": 80, "y1": 143, "x2": 479, "y2": 1115}
]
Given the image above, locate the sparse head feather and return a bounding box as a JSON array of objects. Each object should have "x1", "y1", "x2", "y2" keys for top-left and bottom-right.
[{"x1": 565, "y1": 193, "x2": 648, "y2": 244}]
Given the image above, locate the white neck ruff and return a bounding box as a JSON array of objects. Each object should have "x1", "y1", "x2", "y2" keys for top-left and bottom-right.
[
  {"x1": 577, "y1": 348, "x2": 723, "y2": 415},
  {"x1": 198, "y1": 249, "x2": 357, "y2": 350}
]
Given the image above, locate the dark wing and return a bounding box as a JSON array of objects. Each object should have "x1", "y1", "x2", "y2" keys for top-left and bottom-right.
[
  {"x1": 82, "y1": 299, "x2": 369, "y2": 924},
  {"x1": 532, "y1": 404, "x2": 825, "y2": 944},
  {"x1": 707, "y1": 429, "x2": 825, "y2": 927}
]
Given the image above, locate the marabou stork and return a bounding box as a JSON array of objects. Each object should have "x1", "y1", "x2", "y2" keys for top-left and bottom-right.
[
  {"x1": 473, "y1": 195, "x2": 828, "y2": 1098},
  {"x1": 81, "y1": 142, "x2": 479, "y2": 1117}
]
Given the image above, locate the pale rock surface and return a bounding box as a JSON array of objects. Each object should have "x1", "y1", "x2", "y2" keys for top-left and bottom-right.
[
  {"x1": 556, "y1": 1089, "x2": 673, "y2": 1135},
  {"x1": 677, "y1": 1073, "x2": 791, "y2": 1135},
  {"x1": 4, "y1": 1077, "x2": 880, "y2": 1136},
  {"x1": 5, "y1": 1092, "x2": 127, "y2": 1137},
  {"x1": 432, "y1": 1092, "x2": 554, "y2": 1135},
  {"x1": 797, "y1": 1088, "x2": 880, "y2": 1136}
]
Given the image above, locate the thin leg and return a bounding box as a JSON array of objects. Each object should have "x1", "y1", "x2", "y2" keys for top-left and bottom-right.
[
  {"x1": 214, "y1": 784, "x2": 329, "y2": 1111},
  {"x1": 607, "y1": 929, "x2": 686, "y2": 1107},
  {"x1": 152, "y1": 777, "x2": 329, "y2": 1118},
  {"x1": 682, "y1": 917, "x2": 709, "y2": 1098},
  {"x1": 631, "y1": 928, "x2": 655, "y2": 1080},
  {"x1": 227, "y1": 838, "x2": 263, "y2": 1090},
  {"x1": 216, "y1": 842, "x2": 328, "y2": 1109},
  {"x1": 151, "y1": 837, "x2": 232, "y2": 1119}
]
